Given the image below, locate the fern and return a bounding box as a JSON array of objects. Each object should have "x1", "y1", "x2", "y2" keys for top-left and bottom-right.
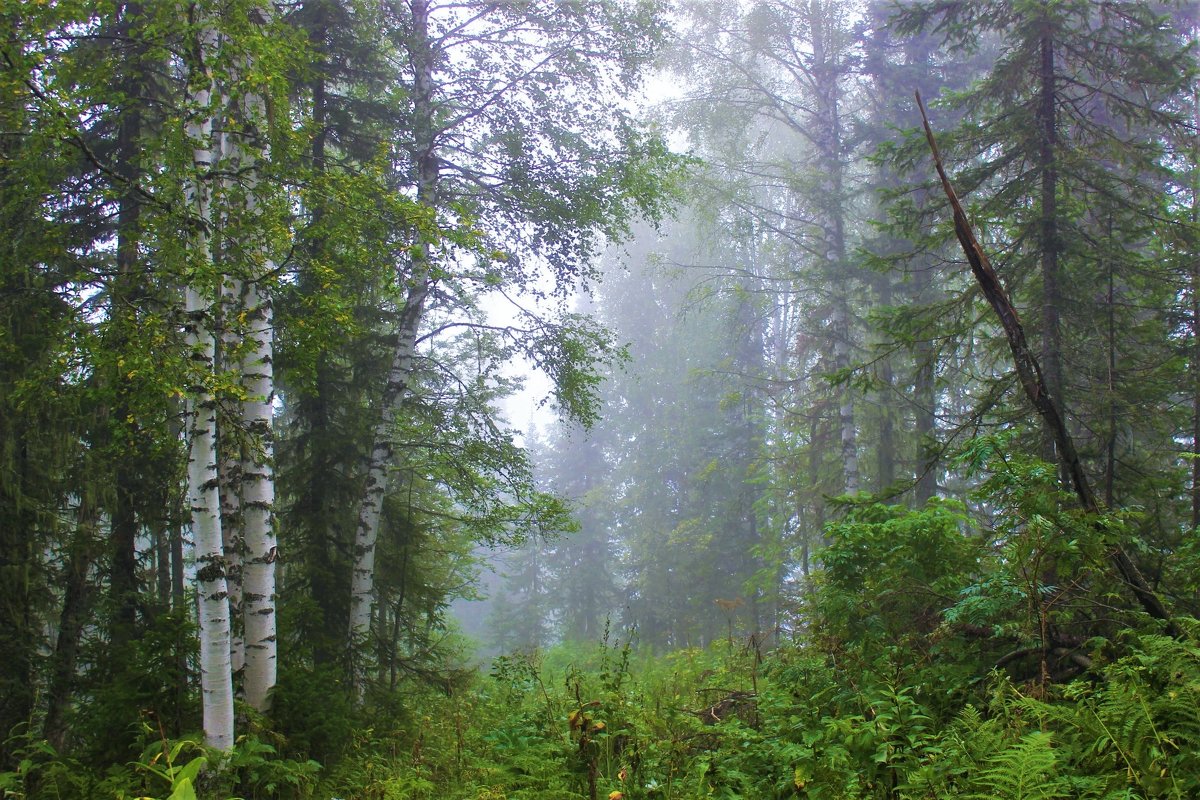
[
  {"x1": 1001, "y1": 632, "x2": 1200, "y2": 799},
  {"x1": 1092, "y1": 635, "x2": 1200, "y2": 798},
  {"x1": 967, "y1": 731, "x2": 1069, "y2": 800}
]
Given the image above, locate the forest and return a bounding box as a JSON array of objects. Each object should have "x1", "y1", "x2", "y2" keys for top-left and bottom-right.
[{"x1": 3, "y1": 0, "x2": 1200, "y2": 798}]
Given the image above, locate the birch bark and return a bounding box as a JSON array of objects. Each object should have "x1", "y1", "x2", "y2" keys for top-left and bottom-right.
[
  {"x1": 182, "y1": 1, "x2": 234, "y2": 751},
  {"x1": 218, "y1": 281, "x2": 245, "y2": 677},
  {"x1": 239, "y1": 273, "x2": 277, "y2": 712},
  {"x1": 347, "y1": 0, "x2": 437, "y2": 680},
  {"x1": 234, "y1": 2, "x2": 279, "y2": 712}
]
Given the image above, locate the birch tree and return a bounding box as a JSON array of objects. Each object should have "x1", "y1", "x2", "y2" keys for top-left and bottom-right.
[
  {"x1": 228, "y1": 0, "x2": 281, "y2": 715},
  {"x1": 345, "y1": 0, "x2": 676, "y2": 688},
  {"x1": 181, "y1": 0, "x2": 234, "y2": 750},
  {"x1": 347, "y1": 0, "x2": 438, "y2": 653}
]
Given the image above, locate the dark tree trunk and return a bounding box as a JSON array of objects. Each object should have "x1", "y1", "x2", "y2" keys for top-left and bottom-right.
[
  {"x1": 875, "y1": 274, "x2": 897, "y2": 492},
  {"x1": 1191, "y1": 84, "x2": 1200, "y2": 530},
  {"x1": 1037, "y1": 28, "x2": 1065, "y2": 464},
  {"x1": 155, "y1": 487, "x2": 172, "y2": 604},
  {"x1": 918, "y1": 94, "x2": 1178, "y2": 636},
  {"x1": 1193, "y1": 244, "x2": 1200, "y2": 531},
  {"x1": 43, "y1": 506, "x2": 101, "y2": 750},
  {"x1": 0, "y1": 450, "x2": 36, "y2": 768},
  {"x1": 295, "y1": 1, "x2": 344, "y2": 665},
  {"x1": 1104, "y1": 216, "x2": 1117, "y2": 509},
  {"x1": 811, "y1": 8, "x2": 858, "y2": 495},
  {"x1": 913, "y1": 258, "x2": 938, "y2": 505},
  {"x1": 109, "y1": 0, "x2": 148, "y2": 645}
]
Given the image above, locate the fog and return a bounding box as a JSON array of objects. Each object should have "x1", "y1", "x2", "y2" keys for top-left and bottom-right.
[{"x1": 455, "y1": 0, "x2": 1198, "y2": 656}]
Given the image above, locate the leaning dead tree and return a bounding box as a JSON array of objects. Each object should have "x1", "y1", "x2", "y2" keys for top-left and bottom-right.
[{"x1": 915, "y1": 91, "x2": 1179, "y2": 639}]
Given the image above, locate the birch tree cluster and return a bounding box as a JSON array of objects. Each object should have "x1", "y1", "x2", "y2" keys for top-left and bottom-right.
[{"x1": 0, "y1": 0, "x2": 675, "y2": 766}]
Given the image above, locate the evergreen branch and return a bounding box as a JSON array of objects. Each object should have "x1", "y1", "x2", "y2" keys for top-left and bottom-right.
[{"x1": 1, "y1": 47, "x2": 174, "y2": 219}]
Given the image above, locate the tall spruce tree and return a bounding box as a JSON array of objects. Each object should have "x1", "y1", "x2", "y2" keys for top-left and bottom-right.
[{"x1": 894, "y1": 0, "x2": 1192, "y2": 513}]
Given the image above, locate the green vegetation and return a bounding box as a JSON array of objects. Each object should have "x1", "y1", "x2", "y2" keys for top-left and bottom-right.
[
  {"x1": 8, "y1": 452, "x2": 1200, "y2": 799},
  {"x1": 4, "y1": 0, "x2": 1200, "y2": 797}
]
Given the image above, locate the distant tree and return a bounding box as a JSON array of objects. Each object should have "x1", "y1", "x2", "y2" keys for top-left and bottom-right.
[
  {"x1": 542, "y1": 421, "x2": 621, "y2": 644},
  {"x1": 537, "y1": 222, "x2": 773, "y2": 648},
  {"x1": 859, "y1": 0, "x2": 977, "y2": 504},
  {"x1": 0, "y1": 0, "x2": 191, "y2": 759},
  {"x1": 657, "y1": 1, "x2": 878, "y2": 624}
]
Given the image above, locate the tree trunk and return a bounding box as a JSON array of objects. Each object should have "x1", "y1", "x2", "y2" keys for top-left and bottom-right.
[
  {"x1": 298, "y1": 8, "x2": 340, "y2": 666},
  {"x1": 348, "y1": 0, "x2": 437, "y2": 685},
  {"x1": 811, "y1": 4, "x2": 858, "y2": 495},
  {"x1": 0, "y1": 445, "x2": 35, "y2": 767},
  {"x1": 234, "y1": 2, "x2": 279, "y2": 713},
  {"x1": 183, "y1": 4, "x2": 234, "y2": 750},
  {"x1": 1104, "y1": 216, "x2": 1117, "y2": 509},
  {"x1": 875, "y1": 274, "x2": 896, "y2": 492},
  {"x1": 806, "y1": 406, "x2": 828, "y2": 565},
  {"x1": 1037, "y1": 28, "x2": 1065, "y2": 464},
  {"x1": 155, "y1": 489, "x2": 173, "y2": 605},
  {"x1": 43, "y1": 503, "x2": 101, "y2": 750},
  {"x1": 218, "y1": 390, "x2": 244, "y2": 677},
  {"x1": 918, "y1": 94, "x2": 1178, "y2": 637},
  {"x1": 1190, "y1": 77, "x2": 1200, "y2": 531},
  {"x1": 913, "y1": 259, "x2": 938, "y2": 505},
  {"x1": 186, "y1": 297, "x2": 234, "y2": 750},
  {"x1": 168, "y1": 408, "x2": 187, "y2": 735},
  {"x1": 1192, "y1": 241, "x2": 1200, "y2": 531},
  {"x1": 110, "y1": 449, "x2": 140, "y2": 642},
  {"x1": 109, "y1": 0, "x2": 147, "y2": 646},
  {"x1": 239, "y1": 273, "x2": 277, "y2": 711},
  {"x1": 349, "y1": 283, "x2": 429, "y2": 654}
]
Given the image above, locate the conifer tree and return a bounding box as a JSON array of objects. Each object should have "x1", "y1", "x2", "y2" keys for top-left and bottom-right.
[{"x1": 894, "y1": 0, "x2": 1192, "y2": 512}]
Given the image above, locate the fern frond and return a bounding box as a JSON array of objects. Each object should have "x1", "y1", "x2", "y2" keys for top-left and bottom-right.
[{"x1": 967, "y1": 731, "x2": 1068, "y2": 800}]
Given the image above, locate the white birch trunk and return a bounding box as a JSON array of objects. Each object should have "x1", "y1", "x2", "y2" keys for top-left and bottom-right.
[
  {"x1": 219, "y1": 279, "x2": 245, "y2": 677},
  {"x1": 218, "y1": 434, "x2": 244, "y2": 676},
  {"x1": 239, "y1": 276, "x2": 276, "y2": 710},
  {"x1": 234, "y1": 2, "x2": 278, "y2": 712},
  {"x1": 182, "y1": 2, "x2": 234, "y2": 751},
  {"x1": 347, "y1": 0, "x2": 437, "y2": 686},
  {"x1": 186, "y1": 299, "x2": 235, "y2": 752},
  {"x1": 347, "y1": 286, "x2": 427, "y2": 645}
]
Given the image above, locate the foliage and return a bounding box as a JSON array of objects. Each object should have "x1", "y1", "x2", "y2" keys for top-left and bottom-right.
[
  {"x1": 5, "y1": 596, "x2": 1200, "y2": 800},
  {"x1": 269, "y1": 605, "x2": 1197, "y2": 800},
  {"x1": 0, "y1": 728, "x2": 319, "y2": 800},
  {"x1": 3, "y1": 0, "x2": 1200, "y2": 799}
]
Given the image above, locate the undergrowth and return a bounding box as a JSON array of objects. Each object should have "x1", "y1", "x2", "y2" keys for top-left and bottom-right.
[
  {"x1": 5, "y1": 622, "x2": 1199, "y2": 799},
  {"x1": 6, "y1": 481, "x2": 1200, "y2": 799}
]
